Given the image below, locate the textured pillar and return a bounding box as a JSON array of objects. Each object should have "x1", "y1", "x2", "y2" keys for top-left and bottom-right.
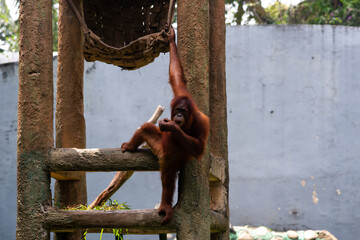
[
  {"x1": 209, "y1": 0, "x2": 230, "y2": 239},
  {"x1": 54, "y1": 0, "x2": 87, "y2": 239},
  {"x1": 176, "y1": 0, "x2": 211, "y2": 239},
  {"x1": 17, "y1": 0, "x2": 53, "y2": 239}
]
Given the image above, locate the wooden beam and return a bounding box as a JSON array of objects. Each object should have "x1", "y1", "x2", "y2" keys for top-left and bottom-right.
[
  {"x1": 48, "y1": 148, "x2": 159, "y2": 172},
  {"x1": 44, "y1": 209, "x2": 227, "y2": 234},
  {"x1": 51, "y1": 172, "x2": 82, "y2": 180},
  {"x1": 49, "y1": 148, "x2": 224, "y2": 181}
]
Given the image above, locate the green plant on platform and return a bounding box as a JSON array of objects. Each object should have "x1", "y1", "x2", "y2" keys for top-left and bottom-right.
[
  {"x1": 83, "y1": 230, "x2": 88, "y2": 240},
  {"x1": 82, "y1": 228, "x2": 128, "y2": 240},
  {"x1": 113, "y1": 228, "x2": 129, "y2": 240},
  {"x1": 64, "y1": 198, "x2": 130, "y2": 211},
  {"x1": 61, "y1": 199, "x2": 129, "y2": 240}
]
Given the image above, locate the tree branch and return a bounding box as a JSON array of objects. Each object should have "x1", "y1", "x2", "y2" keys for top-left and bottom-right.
[
  {"x1": 89, "y1": 105, "x2": 165, "y2": 209},
  {"x1": 245, "y1": 0, "x2": 273, "y2": 24}
]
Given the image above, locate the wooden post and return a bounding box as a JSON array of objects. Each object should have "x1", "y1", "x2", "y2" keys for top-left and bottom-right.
[
  {"x1": 16, "y1": 0, "x2": 53, "y2": 239},
  {"x1": 54, "y1": 0, "x2": 87, "y2": 239},
  {"x1": 209, "y1": 0, "x2": 230, "y2": 239},
  {"x1": 177, "y1": 0, "x2": 211, "y2": 239}
]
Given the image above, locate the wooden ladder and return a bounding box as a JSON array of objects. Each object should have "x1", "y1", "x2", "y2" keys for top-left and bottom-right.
[{"x1": 16, "y1": 0, "x2": 228, "y2": 239}]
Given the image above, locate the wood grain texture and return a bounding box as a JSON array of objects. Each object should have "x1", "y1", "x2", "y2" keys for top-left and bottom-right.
[
  {"x1": 48, "y1": 148, "x2": 159, "y2": 172},
  {"x1": 44, "y1": 209, "x2": 227, "y2": 234}
]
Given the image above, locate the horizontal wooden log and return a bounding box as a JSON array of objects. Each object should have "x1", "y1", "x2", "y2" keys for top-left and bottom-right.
[
  {"x1": 47, "y1": 148, "x2": 225, "y2": 181},
  {"x1": 51, "y1": 171, "x2": 81, "y2": 180},
  {"x1": 69, "y1": 228, "x2": 172, "y2": 235},
  {"x1": 44, "y1": 209, "x2": 227, "y2": 234},
  {"x1": 47, "y1": 148, "x2": 159, "y2": 172},
  {"x1": 45, "y1": 209, "x2": 174, "y2": 234}
]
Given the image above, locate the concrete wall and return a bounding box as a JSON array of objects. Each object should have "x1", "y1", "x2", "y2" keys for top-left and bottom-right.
[
  {"x1": 227, "y1": 25, "x2": 360, "y2": 238},
  {"x1": 0, "y1": 62, "x2": 19, "y2": 240},
  {"x1": 1, "y1": 25, "x2": 360, "y2": 239}
]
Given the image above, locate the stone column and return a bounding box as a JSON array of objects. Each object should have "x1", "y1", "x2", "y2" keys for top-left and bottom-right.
[
  {"x1": 54, "y1": 0, "x2": 87, "y2": 239},
  {"x1": 17, "y1": 0, "x2": 53, "y2": 239},
  {"x1": 209, "y1": 0, "x2": 230, "y2": 239},
  {"x1": 177, "y1": 0, "x2": 211, "y2": 239}
]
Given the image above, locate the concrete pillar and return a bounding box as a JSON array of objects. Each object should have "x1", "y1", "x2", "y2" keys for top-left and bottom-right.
[
  {"x1": 16, "y1": 0, "x2": 53, "y2": 239},
  {"x1": 209, "y1": 0, "x2": 230, "y2": 239},
  {"x1": 176, "y1": 0, "x2": 211, "y2": 239},
  {"x1": 54, "y1": 0, "x2": 87, "y2": 239}
]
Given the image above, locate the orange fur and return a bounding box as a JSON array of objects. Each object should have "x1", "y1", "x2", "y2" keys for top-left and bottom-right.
[{"x1": 121, "y1": 27, "x2": 209, "y2": 225}]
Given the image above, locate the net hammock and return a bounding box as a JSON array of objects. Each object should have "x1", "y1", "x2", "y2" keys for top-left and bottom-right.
[{"x1": 66, "y1": 0, "x2": 176, "y2": 70}]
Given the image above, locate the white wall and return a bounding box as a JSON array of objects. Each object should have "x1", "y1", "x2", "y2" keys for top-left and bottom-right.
[
  {"x1": 227, "y1": 25, "x2": 360, "y2": 237},
  {"x1": 0, "y1": 62, "x2": 18, "y2": 240},
  {"x1": 1, "y1": 25, "x2": 359, "y2": 239}
]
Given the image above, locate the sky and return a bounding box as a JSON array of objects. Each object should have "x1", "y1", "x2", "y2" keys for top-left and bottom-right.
[{"x1": 5, "y1": 0, "x2": 17, "y2": 19}]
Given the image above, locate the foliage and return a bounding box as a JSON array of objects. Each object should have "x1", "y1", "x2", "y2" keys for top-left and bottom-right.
[
  {"x1": 226, "y1": 0, "x2": 245, "y2": 25},
  {"x1": 83, "y1": 228, "x2": 128, "y2": 240},
  {"x1": 52, "y1": 0, "x2": 59, "y2": 51},
  {"x1": 287, "y1": 0, "x2": 360, "y2": 26},
  {"x1": 266, "y1": 1, "x2": 290, "y2": 24},
  {"x1": 113, "y1": 228, "x2": 128, "y2": 240},
  {"x1": 226, "y1": 0, "x2": 273, "y2": 25},
  {"x1": 63, "y1": 198, "x2": 130, "y2": 211},
  {"x1": 2, "y1": 0, "x2": 359, "y2": 53},
  {"x1": 0, "y1": 0, "x2": 18, "y2": 52},
  {"x1": 63, "y1": 199, "x2": 130, "y2": 240},
  {"x1": 0, "y1": 0, "x2": 59, "y2": 53},
  {"x1": 226, "y1": 0, "x2": 360, "y2": 26}
]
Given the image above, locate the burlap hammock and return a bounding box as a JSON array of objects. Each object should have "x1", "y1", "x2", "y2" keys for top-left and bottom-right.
[{"x1": 66, "y1": 0, "x2": 176, "y2": 70}]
